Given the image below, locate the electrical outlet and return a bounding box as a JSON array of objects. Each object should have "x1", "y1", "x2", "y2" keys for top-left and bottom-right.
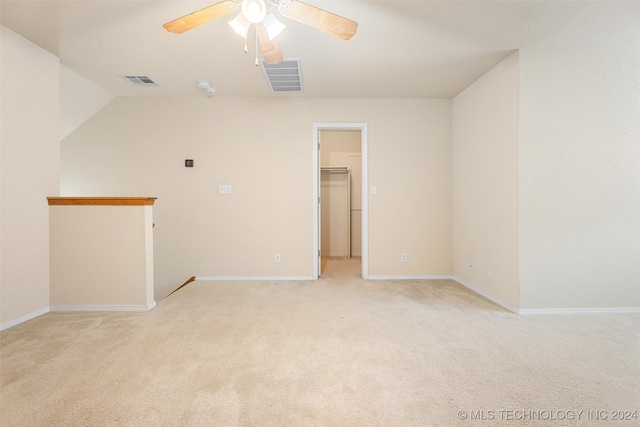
[
  {"x1": 275, "y1": 254, "x2": 281, "y2": 263},
  {"x1": 401, "y1": 253, "x2": 407, "y2": 263},
  {"x1": 469, "y1": 261, "x2": 474, "y2": 271},
  {"x1": 485, "y1": 266, "x2": 491, "y2": 278}
]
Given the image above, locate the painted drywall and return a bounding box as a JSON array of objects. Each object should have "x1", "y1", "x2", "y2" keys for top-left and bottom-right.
[
  {"x1": 321, "y1": 171, "x2": 351, "y2": 257},
  {"x1": 518, "y1": 2, "x2": 640, "y2": 309},
  {"x1": 452, "y1": 51, "x2": 519, "y2": 309},
  {"x1": 365, "y1": 100, "x2": 452, "y2": 277},
  {"x1": 520, "y1": 51, "x2": 640, "y2": 309},
  {"x1": 60, "y1": 65, "x2": 115, "y2": 140},
  {"x1": 50, "y1": 205, "x2": 154, "y2": 308},
  {"x1": 60, "y1": 97, "x2": 452, "y2": 298},
  {"x1": 0, "y1": 26, "x2": 59, "y2": 328}
]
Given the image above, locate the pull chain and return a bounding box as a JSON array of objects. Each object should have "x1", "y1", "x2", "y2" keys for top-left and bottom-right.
[
  {"x1": 243, "y1": 21, "x2": 249, "y2": 53},
  {"x1": 255, "y1": 30, "x2": 259, "y2": 66}
]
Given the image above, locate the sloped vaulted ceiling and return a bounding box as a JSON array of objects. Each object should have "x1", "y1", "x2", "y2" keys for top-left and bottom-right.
[{"x1": 1, "y1": 1, "x2": 636, "y2": 98}]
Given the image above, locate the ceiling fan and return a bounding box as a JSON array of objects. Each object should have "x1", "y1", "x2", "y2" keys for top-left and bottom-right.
[{"x1": 163, "y1": 0, "x2": 358, "y2": 65}]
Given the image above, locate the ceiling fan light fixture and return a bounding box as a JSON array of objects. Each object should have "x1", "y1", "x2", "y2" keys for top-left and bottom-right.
[
  {"x1": 263, "y1": 13, "x2": 286, "y2": 40},
  {"x1": 242, "y1": 0, "x2": 267, "y2": 24},
  {"x1": 228, "y1": 13, "x2": 249, "y2": 39}
]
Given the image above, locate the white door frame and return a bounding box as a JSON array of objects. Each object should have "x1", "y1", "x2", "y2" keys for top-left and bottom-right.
[{"x1": 312, "y1": 122, "x2": 368, "y2": 279}]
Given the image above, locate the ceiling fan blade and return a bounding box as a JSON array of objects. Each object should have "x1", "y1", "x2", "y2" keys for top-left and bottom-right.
[
  {"x1": 163, "y1": 1, "x2": 238, "y2": 34},
  {"x1": 256, "y1": 22, "x2": 284, "y2": 64},
  {"x1": 280, "y1": 0, "x2": 357, "y2": 40}
]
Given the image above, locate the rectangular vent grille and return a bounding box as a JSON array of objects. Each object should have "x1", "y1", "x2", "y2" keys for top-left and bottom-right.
[
  {"x1": 121, "y1": 75, "x2": 159, "y2": 87},
  {"x1": 261, "y1": 59, "x2": 303, "y2": 93}
]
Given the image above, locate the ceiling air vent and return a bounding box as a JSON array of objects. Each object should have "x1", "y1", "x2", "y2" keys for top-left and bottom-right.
[
  {"x1": 261, "y1": 59, "x2": 303, "y2": 93},
  {"x1": 121, "y1": 75, "x2": 159, "y2": 87}
]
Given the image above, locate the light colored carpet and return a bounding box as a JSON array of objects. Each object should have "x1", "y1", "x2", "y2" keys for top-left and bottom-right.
[{"x1": 1, "y1": 258, "x2": 638, "y2": 426}]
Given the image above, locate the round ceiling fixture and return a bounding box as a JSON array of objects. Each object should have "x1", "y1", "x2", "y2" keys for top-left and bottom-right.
[
  {"x1": 242, "y1": 0, "x2": 267, "y2": 24},
  {"x1": 197, "y1": 80, "x2": 216, "y2": 97}
]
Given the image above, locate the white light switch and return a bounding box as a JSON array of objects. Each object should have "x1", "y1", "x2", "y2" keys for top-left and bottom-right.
[
  {"x1": 371, "y1": 186, "x2": 377, "y2": 195},
  {"x1": 219, "y1": 184, "x2": 232, "y2": 194}
]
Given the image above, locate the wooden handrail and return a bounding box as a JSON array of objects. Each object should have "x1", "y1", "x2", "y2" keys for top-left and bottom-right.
[
  {"x1": 47, "y1": 197, "x2": 157, "y2": 206},
  {"x1": 167, "y1": 276, "x2": 196, "y2": 297}
]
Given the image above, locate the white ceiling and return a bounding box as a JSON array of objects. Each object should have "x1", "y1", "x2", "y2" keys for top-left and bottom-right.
[{"x1": 1, "y1": 0, "x2": 632, "y2": 98}]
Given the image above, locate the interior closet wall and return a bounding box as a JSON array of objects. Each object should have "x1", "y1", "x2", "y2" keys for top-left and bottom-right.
[
  {"x1": 321, "y1": 168, "x2": 351, "y2": 257},
  {"x1": 320, "y1": 130, "x2": 362, "y2": 257}
]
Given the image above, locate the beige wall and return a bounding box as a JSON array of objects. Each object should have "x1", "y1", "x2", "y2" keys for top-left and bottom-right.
[
  {"x1": 50, "y1": 205, "x2": 155, "y2": 308},
  {"x1": 61, "y1": 97, "x2": 452, "y2": 296},
  {"x1": 518, "y1": 3, "x2": 640, "y2": 310},
  {"x1": 452, "y1": 51, "x2": 520, "y2": 309},
  {"x1": 367, "y1": 100, "x2": 452, "y2": 277},
  {"x1": 321, "y1": 171, "x2": 351, "y2": 257},
  {"x1": 0, "y1": 26, "x2": 60, "y2": 328},
  {"x1": 60, "y1": 65, "x2": 115, "y2": 140}
]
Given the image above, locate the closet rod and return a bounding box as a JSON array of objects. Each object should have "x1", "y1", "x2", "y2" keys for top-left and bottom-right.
[{"x1": 321, "y1": 166, "x2": 349, "y2": 173}]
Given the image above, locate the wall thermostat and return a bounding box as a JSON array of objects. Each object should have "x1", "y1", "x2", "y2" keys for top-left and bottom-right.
[{"x1": 185, "y1": 159, "x2": 194, "y2": 167}]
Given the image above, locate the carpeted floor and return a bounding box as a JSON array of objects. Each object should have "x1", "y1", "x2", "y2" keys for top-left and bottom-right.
[{"x1": 1, "y1": 258, "x2": 638, "y2": 426}]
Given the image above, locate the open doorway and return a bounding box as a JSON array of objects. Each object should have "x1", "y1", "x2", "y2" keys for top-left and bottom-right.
[
  {"x1": 320, "y1": 130, "x2": 361, "y2": 274},
  {"x1": 312, "y1": 123, "x2": 368, "y2": 279}
]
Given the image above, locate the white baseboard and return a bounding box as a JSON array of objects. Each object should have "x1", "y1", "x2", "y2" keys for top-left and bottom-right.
[
  {"x1": 451, "y1": 277, "x2": 640, "y2": 315},
  {"x1": 50, "y1": 304, "x2": 156, "y2": 312},
  {"x1": 0, "y1": 307, "x2": 50, "y2": 332},
  {"x1": 367, "y1": 274, "x2": 453, "y2": 280},
  {"x1": 367, "y1": 275, "x2": 454, "y2": 280},
  {"x1": 519, "y1": 307, "x2": 640, "y2": 315},
  {"x1": 196, "y1": 276, "x2": 314, "y2": 281},
  {"x1": 1, "y1": 302, "x2": 159, "y2": 331},
  {"x1": 452, "y1": 276, "x2": 520, "y2": 314}
]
